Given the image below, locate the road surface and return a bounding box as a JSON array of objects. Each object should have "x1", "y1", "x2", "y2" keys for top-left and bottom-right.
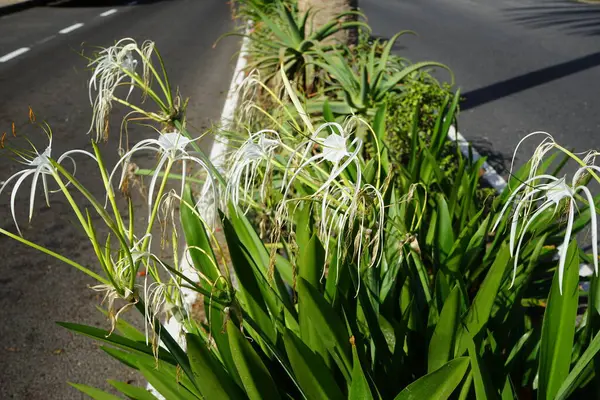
[
  {"x1": 0, "y1": 0, "x2": 239, "y2": 398},
  {"x1": 361, "y1": 0, "x2": 600, "y2": 173}
]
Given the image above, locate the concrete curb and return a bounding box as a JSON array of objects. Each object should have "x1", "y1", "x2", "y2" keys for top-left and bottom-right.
[
  {"x1": 448, "y1": 126, "x2": 507, "y2": 193},
  {"x1": 146, "y1": 25, "x2": 251, "y2": 397}
]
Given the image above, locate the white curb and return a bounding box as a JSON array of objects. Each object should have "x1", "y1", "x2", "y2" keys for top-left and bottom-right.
[
  {"x1": 448, "y1": 126, "x2": 507, "y2": 193},
  {"x1": 146, "y1": 26, "x2": 250, "y2": 397}
]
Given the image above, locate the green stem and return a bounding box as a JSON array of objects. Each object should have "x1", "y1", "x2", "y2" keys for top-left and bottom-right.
[
  {"x1": 133, "y1": 49, "x2": 172, "y2": 110},
  {"x1": 135, "y1": 168, "x2": 205, "y2": 184},
  {"x1": 51, "y1": 171, "x2": 118, "y2": 289},
  {"x1": 555, "y1": 144, "x2": 600, "y2": 183},
  {"x1": 0, "y1": 228, "x2": 109, "y2": 285},
  {"x1": 52, "y1": 162, "x2": 133, "y2": 292},
  {"x1": 92, "y1": 142, "x2": 126, "y2": 234},
  {"x1": 112, "y1": 97, "x2": 166, "y2": 122},
  {"x1": 137, "y1": 160, "x2": 174, "y2": 285}
]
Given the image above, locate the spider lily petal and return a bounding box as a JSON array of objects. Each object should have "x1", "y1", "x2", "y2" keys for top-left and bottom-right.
[
  {"x1": 320, "y1": 133, "x2": 350, "y2": 163},
  {"x1": 226, "y1": 129, "x2": 282, "y2": 211},
  {"x1": 494, "y1": 171, "x2": 593, "y2": 293},
  {"x1": 88, "y1": 38, "x2": 155, "y2": 142},
  {"x1": 110, "y1": 131, "x2": 213, "y2": 221},
  {"x1": 0, "y1": 133, "x2": 95, "y2": 235}
]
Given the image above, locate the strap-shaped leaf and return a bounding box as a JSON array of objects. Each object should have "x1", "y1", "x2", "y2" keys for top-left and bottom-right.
[
  {"x1": 297, "y1": 278, "x2": 352, "y2": 380},
  {"x1": 68, "y1": 383, "x2": 122, "y2": 400},
  {"x1": 140, "y1": 364, "x2": 199, "y2": 400},
  {"x1": 428, "y1": 286, "x2": 461, "y2": 373},
  {"x1": 222, "y1": 215, "x2": 277, "y2": 343},
  {"x1": 56, "y1": 322, "x2": 175, "y2": 364},
  {"x1": 227, "y1": 323, "x2": 281, "y2": 399},
  {"x1": 108, "y1": 380, "x2": 158, "y2": 400},
  {"x1": 349, "y1": 344, "x2": 374, "y2": 400},
  {"x1": 539, "y1": 240, "x2": 580, "y2": 400},
  {"x1": 556, "y1": 328, "x2": 600, "y2": 399},
  {"x1": 180, "y1": 185, "x2": 219, "y2": 284},
  {"x1": 101, "y1": 347, "x2": 201, "y2": 398},
  {"x1": 394, "y1": 357, "x2": 470, "y2": 400},
  {"x1": 462, "y1": 243, "x2": 511, "y2": 340},
  {"x1": 283, "y1": 329, "x2": 344, "y2": 400},
  {"x1": 187, "y1": 333, "x2": 245, "y2": 399}
]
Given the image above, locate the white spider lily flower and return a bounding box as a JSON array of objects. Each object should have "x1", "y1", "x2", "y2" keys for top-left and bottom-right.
[
  {"x1": 320, "y1": 133, "x2": 350, "y2": 163},
  {"x1": 282, "y1": 122, "x2": 363, "y2": 202},
  {"x1": 493, "y1": 173, "x2": 597, "y2": 293},
  {"x1": 88, "y1": 38, "x2": 154, "y2": 142},
  {"x1": 110, "y1": 131, "x2": 213, "y2": 220},
  {"x1": 0, "y1": 133, "x2": 96, "y2": 235},
  {"x1": 226, "y1": 129, "x2": 282, "y2": 211}
]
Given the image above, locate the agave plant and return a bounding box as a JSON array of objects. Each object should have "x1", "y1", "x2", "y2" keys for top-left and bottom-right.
[
  {"x1": 225, "y1": 1, "x2": 370, "y2": 90},
  {"x1": 308, "y1": 32, "x2": 452, "y2": 115}
]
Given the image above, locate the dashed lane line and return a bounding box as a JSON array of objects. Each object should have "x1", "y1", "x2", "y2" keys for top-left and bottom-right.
[
  {"x1": 59, "y1": 23, "x2": 84, "y2": 34},
  {"x1": 0, "y1": 47, "x2": 30, "y2": 63},
  {"x1": 100, "y1": 9, "x2": 118, "y2": 17},
  {"x1": 36, "y1": 35, "x2": 56, "y2": 45}
]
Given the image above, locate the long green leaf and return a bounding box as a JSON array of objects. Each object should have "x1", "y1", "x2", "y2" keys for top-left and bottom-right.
[
  {"x1": 101, "y1": 347, "x2": 201, "y2": 398},
  {"x1": 68, "y1": 383, "x2": 122, "y2": 400},
  {"x1": 428, "y1": 286, "x2": 461, "y2": 372},
  {"x1": 56, "y1": 322, "x2": 175, "y2": 364},
  {"x1": 297, "y1": 278, "x2": 352, "y2": 380},
  {"x1": 435, "y1": 194, "x2": 455, "y2": 264},
  {"x1": 298, "y1": 234, "x2": 324, "y2": 290},
  {"x1": 394, "y1": 357, "x2": 470, "y2": 400},
  {"x1": 107, "y1": 381, "x2": 158, "y2": 400},
  {"x1": 283, "y1": 329, "x2": 344, "y2": 400},
  {"x1": 556, "y1": 329, "x2": 600, "y2": 399},
  {"x1": 186, "y1": 333, "x2": 244, "y2": 399},
  {"x1": 538, "y1": 240, "x2": 580, "y2": 400},
  {"x1": 180, "y1": 185, "x2": 219, "y2": 284},
  {"x1": 462, "y1": 244, "x2": 511, "y2": 339},
  {"x1": 227, "y1": 323, "x2": 280, "y2": 400},
  {"x1": 349, "y1": 344, "x2": 374, "y2": 400},
  {"x1": 139, "y1": 364, "x2": 199, "y2": 400}
]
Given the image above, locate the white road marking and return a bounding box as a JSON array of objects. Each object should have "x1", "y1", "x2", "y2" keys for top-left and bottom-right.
[
  {"x1": 100, "y1": 9, "x2": 118, "y2": 17},
  {"x1": 36, "y1": 35, "x2": 56, "y2": 45},
  {"x1": 0, "y1": 47, "x2": 30, "y2": 63},
  {"x1": 59, "y1": 23, "x2": 84, "y2": 34}
]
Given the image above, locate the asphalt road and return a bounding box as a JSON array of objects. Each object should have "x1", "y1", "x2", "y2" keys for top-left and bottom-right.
[
  {"x1": 0, "y1": 0, "x2": 238, "y2": 398},
  {"x1": 361, "y1": 0, "x2": 600, "y2": 174}
]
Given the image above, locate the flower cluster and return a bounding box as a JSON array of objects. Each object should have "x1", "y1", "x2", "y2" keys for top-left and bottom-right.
[{"x1": 493, "y1": 132, "x2": 599, "y2": 293}]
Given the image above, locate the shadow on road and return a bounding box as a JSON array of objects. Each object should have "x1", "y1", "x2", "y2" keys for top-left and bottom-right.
[
  {"x1": 505, "y1": 0, "x2": 600, "y2": 36},
  {"x1": 467, "y1": 137, "x2": 510, "y2": 174},
  {"x1": 47, "y1": 0, "x2": 166, "y2": 7},
  {"x1": 461, "y1": 51, "x2": 600, "y2": 110}
]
